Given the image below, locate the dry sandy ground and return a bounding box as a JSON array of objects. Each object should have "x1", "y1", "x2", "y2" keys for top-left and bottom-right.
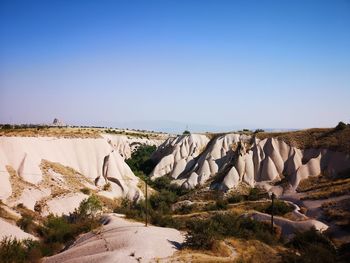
[{"x1": 44, "y1": 214, "x2": 184, "y2": 263}]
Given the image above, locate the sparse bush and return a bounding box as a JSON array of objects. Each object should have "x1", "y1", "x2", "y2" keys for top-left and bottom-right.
[
  {"x1": 37, "y1": 196, "x2": 102, "y2": 256},
  {"x1": 204, "y1": 199, "x2": 228, "y2": 211},
  {"x1": 33, "y1": 202, "x2": 42, "y2": 213},
  {"x1": 0, "y1": 236, "x2": 26, "y2": 263},
  {"x1": 152, "y1": 177, "x2": 189, "y2": 196},
  {"x1": 150, "y1": 213, "x2": 182, "y2": 228},
  {"x1": 77, "y1": 195, "x2": 102, "y2": 218},
  {"x1": 0, "y1": 236, "x2": 41, "y2": 263},
  {"x1": 117, "y1": 189, "x2": 179, "y2": 221},
  {"x1": 183, "y1": 130, "x2": 191, "y2": 135},
  {"x1": 80, "y1": 187, "x2": 91, "y2": 195},
  {"x1": 335, "y1": 121, "x2": 347, "y2": 131},
  {"x1": 149, "y1": 190, "x2": 177, "y2": 214},
  {"x1": 16, "y1": 203, "x2": 25, "y2": 209},
  {"x1": 114, "y1": 198, "x2": 147, "y2": 221},
  {"x1": 184, "y1": 219, "x2": 219, "y2": 249},
  {"x1": 283, "y1": 228, "x2": 336, "y2": 263},
  {"x1": 247, "y1": 188, "x2": 261, "y2": 201},
  {"x1": 264, "y1": 200, "x2": 294, "y2": 216},
  {"x1": 253, "y1": 199, "x2": 294, "y2": 216},
  {"x1": 17, "y1": 214, "x2": 36, "y2": 233},
  {"x1": 1, "y1": 124, "x2": 13, "y2": 130},
  {"x1": 174, "y1": 203, "x2": 196, "y2": 214},
  {"x1": 152, "y1": 176, "x2": 172, "y2": 189},
  {"x1": 227, "y1": 194, "x2": 244, "y2": 203},
  {"x1": 103, "y1": 182, "x2": 111, "y2": 191},
  {"x1": 125, "y1": 144, "x2": 157, "y2": 175},
  {"x1": 254, "y1": 129, "x2": 265, "y2": 133},
  {"x1": 39, "y1": 215, "x2": 73, "y2": 245},
  {"x1": 289, "y1": 228, "x2": 334, "y2": 250},
  {"x1": 184, "y1": 212, "x2": 278, "y2": 250}
]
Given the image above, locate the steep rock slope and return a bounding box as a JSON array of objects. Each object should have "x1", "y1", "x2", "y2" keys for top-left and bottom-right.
[
  {"x1": 150, "y1": 134, "x2": 210, "y2": 181},
  {"x1": 150, "y1": 133, "x2": 350, "y2": 193},
  {"x1": 0, "y1": 136, "x2": 158, "y2": 216}
]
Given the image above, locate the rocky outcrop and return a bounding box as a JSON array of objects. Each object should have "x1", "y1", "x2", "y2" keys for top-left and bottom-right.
[
  {"x1": 0, "y1": 136, "x2": 156, "y2": 215},
  {"x1": 150, "y1": 134, "x2": 210, "y2": 180},
  {"x1": 150, "y1": 133, "x2": 350, "y2": 192}
]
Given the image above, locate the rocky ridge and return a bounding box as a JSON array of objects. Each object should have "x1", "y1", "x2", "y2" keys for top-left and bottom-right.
[{"x1": 150, "y1": 133, "x2": 350, "y2": 195}]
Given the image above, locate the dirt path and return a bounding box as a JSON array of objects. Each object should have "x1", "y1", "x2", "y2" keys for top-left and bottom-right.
[{"x1": 281, "y1": 193, "x2": 350, "y2": 219}]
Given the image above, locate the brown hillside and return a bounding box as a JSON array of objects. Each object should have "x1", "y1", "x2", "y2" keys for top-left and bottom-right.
[{"x1": 256, "y1": 125, "x2": 350, "y2": 153}]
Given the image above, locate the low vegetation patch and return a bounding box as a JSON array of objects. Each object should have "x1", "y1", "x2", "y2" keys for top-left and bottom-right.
[
  {"x1": 184, "y1": 212, "x2": 279, "y2": 250},
  {"x1": 282, "y1": 228, "x2": 336, "y2": 263},
  {"x1": 104, "y1": 129, "x2": 160, "y2": 139},
  {"x1": 0, "y1": 237, "x2": 42, "y2": 263},
  {"x1": 103, "y1": 182, "x2": 111, "y2": 191},
  {"x1": 125, "y1": 144, "x2": 157, "y2": 176},
  {"x1": 80, "y1": 187, "x2": 91, "y2": 195},
  {"x1": 298, "y1": 174, "x2": 350, "y2": 200},
  {"x1": 227, "y1": 187, "x2": 269, "y2": 203},
  {"x1": 0, "y1": 125, "x2": 101, "y2": 138},
  {"x1": 114, "y1": 189, "x2": 184, "y2": 229},
  {"x1": 0, "y1": 195, "x2": 103, "y2": 260},
  {"x1": 252, "y1": 200, "x2": 294, "y2": 216},
  {"x1": 322, "y1": 198, "x2": 350, "y2": 230},
  {"x1": 38, "y1": 195, "x2": 102, "y2": 256},
  {"x1": 0, "y1": 204, "x2": 18, "y2": 223}
]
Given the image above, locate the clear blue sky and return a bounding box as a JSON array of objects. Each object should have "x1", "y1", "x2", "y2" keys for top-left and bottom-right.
[{"x1": 0, "y1": 0, "x2": 349, "y2": 131}]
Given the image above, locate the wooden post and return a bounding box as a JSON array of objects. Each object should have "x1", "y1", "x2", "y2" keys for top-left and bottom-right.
[
  {"x1": 271, "y1": 193, "x2": 275, "y2": 234},
  {"x1": 145, "y1": 181, "x2": 148, "y2": 227}
]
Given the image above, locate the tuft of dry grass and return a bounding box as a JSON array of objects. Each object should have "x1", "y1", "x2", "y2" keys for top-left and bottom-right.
[
  {"x1": 167, "y1": 240, "x2": 236, "y2": 263},
  {"x1": 0, "y1": 205, "x2": 20, "y2": 223},
  {"x1": 40, "y1": 159, "x2": 93, "y2": 191},
  {"x1": 322, "y1": 198, "x2": 350, "y2": 228},
  {"x1": 230, "y1": 239, "x2": 285, "y2": 263},
  {"x1": 15, "y1": 203, "x2": 42, "y2": 221},
  {"x1": 6, "y1": 165, "x2": 37, "y2": 203},
  {"x1": 167, "y1": 238, "x2": 285, "y2": 263},
  {"x1": 96, "y1": 195, "x2": 119, "y2": 212}
]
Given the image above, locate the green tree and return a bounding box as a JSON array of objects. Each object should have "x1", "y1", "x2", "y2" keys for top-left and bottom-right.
[
  {"x1": 78, "y1": 195, "x2": 102, "y2": 218},
  {"x1": 125, "y1": 145, "x2": 157, "y2": 175}
]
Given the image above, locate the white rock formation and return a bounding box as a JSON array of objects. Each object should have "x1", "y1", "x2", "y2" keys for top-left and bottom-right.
[
  {"x1": 150, "y1": 134, "x2": 210, "y2": 180},
  {"x1": 0, "y1": 136, "x2": 153, "y2": 216},
  {"x1": 150, "y1": 133, "x2": 350, "y2": 192}
]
